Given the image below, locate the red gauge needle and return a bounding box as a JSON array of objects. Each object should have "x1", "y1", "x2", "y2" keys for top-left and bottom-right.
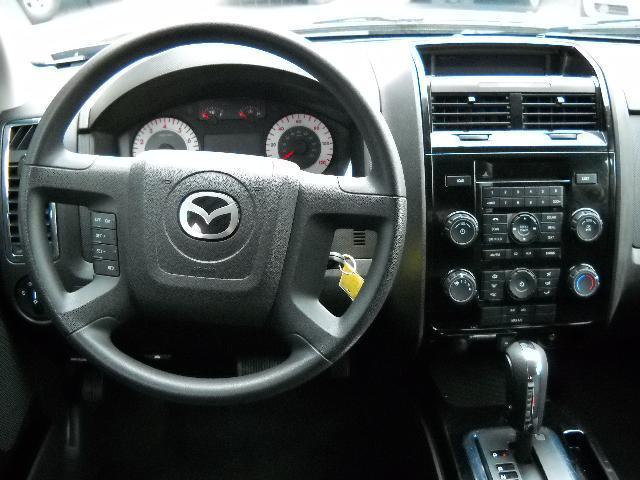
[
  {"x1": 238, "y1": 111, "x2": 250, "y2": 121},
  {"x1": 282, "y1": 150, "x2": 295, "y2": 160}
]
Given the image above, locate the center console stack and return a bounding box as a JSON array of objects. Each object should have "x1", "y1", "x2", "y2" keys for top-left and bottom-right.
[{"x1": 417, "y1": 41, "x2": 615, "y2": 335}]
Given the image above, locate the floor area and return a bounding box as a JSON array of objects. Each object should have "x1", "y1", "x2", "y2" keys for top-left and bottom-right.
[{"x1": 29, "y1": 376, "x2": 437, "y2": 480}]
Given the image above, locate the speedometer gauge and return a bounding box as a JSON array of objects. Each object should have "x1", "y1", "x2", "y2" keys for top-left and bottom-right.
[
  {"x1": 265, "y1": 114, "x2": 333, "y2": 173},
  {"x1": 132, "y1": 117, "x2": 199, "y2": 156}
]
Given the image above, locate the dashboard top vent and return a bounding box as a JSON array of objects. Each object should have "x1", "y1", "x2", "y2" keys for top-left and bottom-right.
[
  {"x1": 431, "y1": 93, "x2": 511, "y2": 131},
  {"x1": 522, "y1": 94, "x2": 599, "y2": 130},
  {"x1": 2, "y1": 120, "x2": 58, "y2": 262}
]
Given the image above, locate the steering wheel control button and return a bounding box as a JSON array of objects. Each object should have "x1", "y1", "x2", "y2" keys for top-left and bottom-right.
[
  {"x1": 569, "y1": 264, "x2": 600, "y2": 298},
  {"x1": 94, "y1": 259, "x2": 120, "y2": 277},
  {"x1": 15, "y1": 276, "x2": 47, "y2": 321},
  {"x1": 507, "y1": 268, "x2": 537, "y2": 301},
  {"x1": 91, "y1": 244, "x2": 118, "y2": 261},
  {"x1": 91, "y1": 211, "x2": 120, "y2": 276},
  {"x1": 444, "y1": 211, "x2": 478, "y2": 247},
  {"x1": 575, "y1": 173, "x2": 598, "y2": 185},
  {"x1": 509, "y1": 213, "x2": 540, "y2": 244},
  {"x1": 443, "y1": 269, "x2": 477, "y2": 304},
  {"x1": 90, "y1": 212, "x2": 117, "y2": 229},
  {"x1": 91, "y1": 228, "x2": 117, "y2": 245},
  {"x1": 571, "y1": 208, "x2": 603, "y2": 242},
  {"x1": 445, "y1": 175, "x2": 471, "y2": 187}
]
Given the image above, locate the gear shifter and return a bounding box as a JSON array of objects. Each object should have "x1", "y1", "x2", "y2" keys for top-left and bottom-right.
[{"x1": 505, "y1": 341, "x2": 548, "y2": 463}]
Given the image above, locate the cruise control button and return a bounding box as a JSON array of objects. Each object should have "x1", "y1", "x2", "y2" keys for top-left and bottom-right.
[
  {"x1": 91, "y1": 244, "x2": 118, "y2": 261},
  {"x1": 91, "y1": 228, "x2": 117, "y2": 245},
  {"x1": 94, "y1": 260, "x2": 120, "y2": 277},
  {"x1": 91, "y1": 212, "x2": 117, "y2": 229}
]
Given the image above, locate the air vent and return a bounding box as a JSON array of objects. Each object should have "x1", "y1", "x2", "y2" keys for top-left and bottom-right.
[
  {"x1": 2, "y1": 120, "x2": 58, "y2": 261},
  {"x1": 353, "y1": 230, "x2": 366, "y2": 247},
  {"x1": 522, "y1": 94, "x2": 599, "y2": 130},
  {"x1": 431, "y1": 93, "x2": 511, "y2": 131}
]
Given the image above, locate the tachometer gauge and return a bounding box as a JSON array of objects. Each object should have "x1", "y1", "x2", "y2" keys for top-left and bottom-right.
[
  {"x1": 265, "y1": 114, "x2": 333, "y2": 173},
  {"x1": 132, "y1": 117, "x2": 199, "y2": 156}
]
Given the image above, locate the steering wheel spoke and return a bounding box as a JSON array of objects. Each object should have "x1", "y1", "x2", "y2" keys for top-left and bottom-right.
[
  {"x1": 272, "y1": 172, "x2": 406, "y2": 359},
  {"x1": 22, "y1": 150, "x2": 132, "y2": 209}
]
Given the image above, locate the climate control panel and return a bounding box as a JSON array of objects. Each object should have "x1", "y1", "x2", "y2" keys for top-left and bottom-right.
[{"x1": 426, "y1": 152, "x2": 613, "y2": 333}]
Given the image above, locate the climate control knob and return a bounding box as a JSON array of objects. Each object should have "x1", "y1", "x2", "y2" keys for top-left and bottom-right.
[
  {"x1": 443, "y1": 269, "x2": 477, "y2": 304},
  {"x1": 444, "y1": 211, "x2": 478, "y2": 247},
  {"x1": 568, "y1": 264, "x2": 600, "y2": 298},
  {"x1": 509, "y1": 212, "x2": 540, "y2": 244},
  {"x1": 571, "y1": 208, "x2": 603, "y2": 242},
  {"x1": 507, "y1": 268, "x2": 537, "y2": 301}
]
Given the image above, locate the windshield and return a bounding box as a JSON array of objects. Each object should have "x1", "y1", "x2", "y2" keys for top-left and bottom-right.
[{"x1": 2, "y1": 0, "x2": 639, "y2": 61}]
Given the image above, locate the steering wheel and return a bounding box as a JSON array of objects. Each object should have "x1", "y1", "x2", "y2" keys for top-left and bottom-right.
[{"x1": 20, "y1": 23, "x2": 406, "y2": 405}]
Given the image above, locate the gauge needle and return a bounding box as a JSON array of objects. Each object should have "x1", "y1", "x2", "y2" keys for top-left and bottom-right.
[
  {"x1": 282, "y1": 150, "x2": 295, "y2": 160},
  {"x1": 238, "y1": 111, "x2": 250, "y2": 121}
]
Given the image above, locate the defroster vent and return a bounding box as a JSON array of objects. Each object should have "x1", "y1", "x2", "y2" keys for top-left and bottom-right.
[
  {"x1": 2, "y1": 120, "x2": 58, "y2": 261},
  {"x1": 431, "y1": 93, "x2": 511, "y2": 131}
]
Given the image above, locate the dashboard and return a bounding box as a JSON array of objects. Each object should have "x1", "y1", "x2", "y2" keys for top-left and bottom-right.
[
  {"x1": 1, "y1": 34, "x2": 640, "y2": 361},
  {"x1": 122, "y1": 98, "x2": 349, "y2": 175}
]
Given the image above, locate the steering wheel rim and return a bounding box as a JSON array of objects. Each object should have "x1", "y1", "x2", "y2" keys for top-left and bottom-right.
[{"x1": 20, "y1": 22, "x2": 406, "y2": 405}]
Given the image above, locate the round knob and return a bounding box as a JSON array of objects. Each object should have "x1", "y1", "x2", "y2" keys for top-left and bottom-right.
[
  {"x1": 444, "y1": 211, "x2": 478, "y2": 247},
  {"x1": 443, "y1": 269, "x2": 477, "y2": 304},
  {"x1": 568, "y1": 264, "x2": 600, "y2": 298},
  {"x1": 507, "y1": 268, "x2": 537, "y2": 301},
  {"x1": 509, "y1": 212, "x2": 540, "y2": 244},
  {"x1": 571, "y1": 208, "x2": 603, "y2": 242}
]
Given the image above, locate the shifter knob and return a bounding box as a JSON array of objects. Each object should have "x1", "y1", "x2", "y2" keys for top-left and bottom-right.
[{"x1": 505, "y1": 341, "x2": 548, "y2": 463}]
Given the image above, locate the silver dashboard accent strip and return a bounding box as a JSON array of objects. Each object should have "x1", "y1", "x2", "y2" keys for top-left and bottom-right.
[{"x1": 1, "y1": 118, "x2": 59, "y2": 263}]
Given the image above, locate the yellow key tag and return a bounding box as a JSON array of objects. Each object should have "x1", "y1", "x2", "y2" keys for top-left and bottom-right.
[{"x1": 338, "y1": 256, "x2": 364, "y2": 301}]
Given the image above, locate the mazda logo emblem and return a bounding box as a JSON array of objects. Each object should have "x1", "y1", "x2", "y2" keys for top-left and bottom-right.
[{"x1": 179, "y1": 192, "x2": 240, "y2": 240}]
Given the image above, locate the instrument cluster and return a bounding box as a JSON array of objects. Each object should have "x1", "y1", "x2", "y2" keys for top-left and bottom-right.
[{"x1": 126, "y1": 98, "x2": 348, "y2": 175}]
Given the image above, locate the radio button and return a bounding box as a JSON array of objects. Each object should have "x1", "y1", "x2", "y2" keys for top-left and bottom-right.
[
  {"x1": 483, "y1": 198, "x2": 499, "y2": 208},
  {"x1": 510, "y1": 213, "x2": 540, "y2": 244},
  {"x1": 539, "y1": 248, "x2": 561, "y2": 259},
  {"x1": 540, "y1": 233, "x2": 561, "y2": 243},
  {"x1": 524, "y1": 198, "x2": 536, "y2": 207},
  {"x1": 484, "y1": 214, "x2": 508, "y2": 225},
  {"x1": 483, "y1": 223, "x2": 508, "y2": 234},
  {"x1": 483, "y1": 249, "x2": 509, "y2": 260},
  {"x1": 541, "y1": 223, "x2": 560, "y2": 233},
  {"x1": 484, "y1": 234, "x2": 509, "y2": 244},
  {"x1": 549, "y1": 186, "x2": 564, "y2": 196},
  {"x1": 549, "y1": 196, "x2": 564, "y2": 207},
  {"x1": 539, "y1": 212, "x2": 563, "y2": 223}
]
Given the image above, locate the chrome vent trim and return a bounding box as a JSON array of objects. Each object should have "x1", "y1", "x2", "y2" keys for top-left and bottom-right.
[
  {"x1": 522, "y1": 94, "x2": 599, "y2": 130},
  {"x1": 2, "y1": 119, "x2": 59, "y2": 263},
  {"x1": 431, "y1": 93, "x2": 511, "y2": 131}
]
